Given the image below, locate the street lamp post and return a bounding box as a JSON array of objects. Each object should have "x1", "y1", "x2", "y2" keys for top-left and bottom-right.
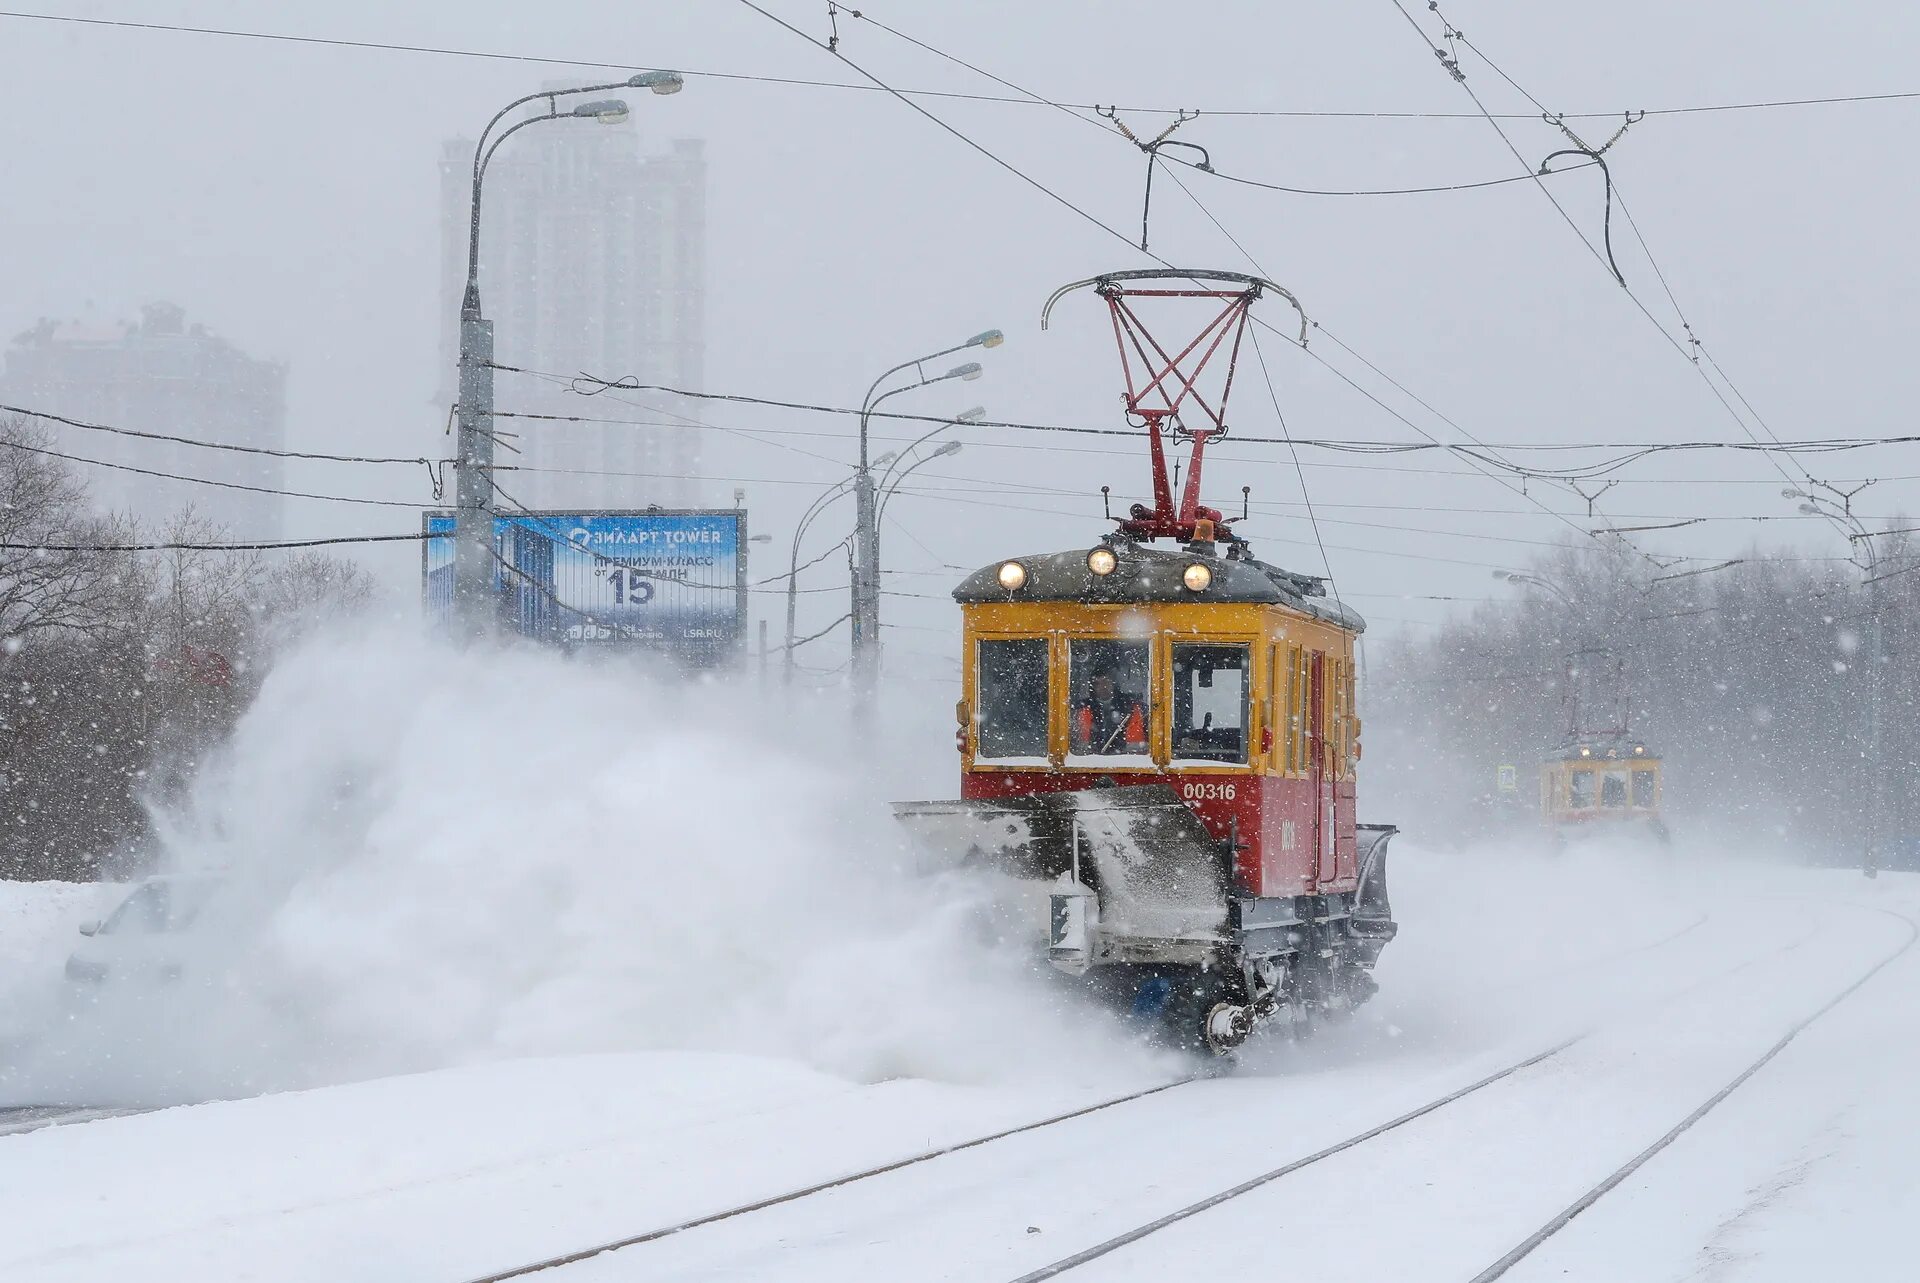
[
  {"x1": 1492, "y1": 568, "x2": 1577, "y2": 608},
  {"x1": 880, "y1": 438, "x2": 966, "y2": 524},
  {"x1": 452, "y1": 72, "x2": 683, "y2": 638},
  {"x1": 852, "y1": 333, "x2": 999, "y2": 722}
]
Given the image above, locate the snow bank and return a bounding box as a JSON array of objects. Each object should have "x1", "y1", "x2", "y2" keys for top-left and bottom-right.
[{"x1": 1, "y1": 628, "x2": 1167, "y2": 1106}]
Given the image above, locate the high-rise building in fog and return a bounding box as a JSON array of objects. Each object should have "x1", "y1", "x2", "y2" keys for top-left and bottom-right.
[
  {"x1": 439, "y1": 110, "x2": 706, "y2": 511},
  {"x1": 1, "y1": 302, "x2": 287, "y2": 536}
]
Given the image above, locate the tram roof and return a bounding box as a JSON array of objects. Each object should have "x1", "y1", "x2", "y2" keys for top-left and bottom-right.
[{"x1": 951, "y1": 540, "x2": 1366, "y2": 632}]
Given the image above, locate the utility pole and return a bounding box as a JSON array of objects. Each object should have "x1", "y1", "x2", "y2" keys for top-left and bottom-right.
[
  {"x1": 451, "y1": 73, "x2": 683, "y2": 638},
  {"x1": 453, "y1": 291, "x2": 497, "y2": 637},
  {"x1": 851, "y1": 463, "x2": 880, "y2": 704}
]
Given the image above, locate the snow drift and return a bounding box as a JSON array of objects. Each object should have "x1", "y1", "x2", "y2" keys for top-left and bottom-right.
[{"x1": 2, "y1": 628, "x2": 1166, "y2": 1105}]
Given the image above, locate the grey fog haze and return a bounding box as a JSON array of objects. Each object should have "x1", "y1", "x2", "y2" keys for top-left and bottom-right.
[{"x1": 2, "y1": 0, "x2": 1915, "y2": 660}]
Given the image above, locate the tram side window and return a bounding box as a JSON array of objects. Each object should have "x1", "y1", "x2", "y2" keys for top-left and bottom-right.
[
  {"x1": 1568, "y1": 769, "x2": 1595, "y2": 808},
  {"x1": 977, "y1": 639, "x2": 1049, "y2": 760},
  {"x1": 1601, "y1": 771, "x2": 1628, "y2": 808},
  {"x1": 1173, "y1": 643, "x2": 1249, "y2": 764},
  {"x1": 1069, "y1": 639, "x2": 1151, "y2": 757},
  {"x1": 1632, "y1": 768, "x2": 1656, "y2": 808}
]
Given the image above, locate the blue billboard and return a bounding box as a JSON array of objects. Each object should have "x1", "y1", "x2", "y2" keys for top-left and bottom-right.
[{"x1": 424, "y1": 509, "x2": 746, "y2": 664}]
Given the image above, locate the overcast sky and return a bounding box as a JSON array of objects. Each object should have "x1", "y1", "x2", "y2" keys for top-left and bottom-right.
[{"x1": 3, "y1": 0, "x2": 1916, "y2": 671}]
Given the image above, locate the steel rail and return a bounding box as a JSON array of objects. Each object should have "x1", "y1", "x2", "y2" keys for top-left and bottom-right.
[
  {"x1": 1467, "y1": 906, "x2": 1920, "y2": 1282},
  {"x1": 459, "y1": 1074, "x2": 1201, "y2": 1283},
  {"x1": 1009, "y1": 907, "x2": 1910, "y2": 1281},
  {"x1": 456, "y1": 906, "x2": 1834, "y2": 1282}
]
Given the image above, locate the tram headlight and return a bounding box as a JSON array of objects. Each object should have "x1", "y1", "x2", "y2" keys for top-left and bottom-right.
[
  {"x1": 1182, "y1": 562, "x2": 1213, "y2": 592},
  {"x1": 1087, "y1": 547, "x2": 1118, "y2": 576},
  {"x1": 997, "y1": 560, "x2": 1028, "y2": 591}
]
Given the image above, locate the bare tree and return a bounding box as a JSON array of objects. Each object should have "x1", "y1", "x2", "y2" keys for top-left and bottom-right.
[{"x1": 0, "y1": 415, "x2": 133, "y2": 645}]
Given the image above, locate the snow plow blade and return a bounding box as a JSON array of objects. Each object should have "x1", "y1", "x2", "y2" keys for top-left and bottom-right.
[
  {"x1": 891, "y1": 784, "x2": 1231, "y2": 942},
  {"x1": 1350, "y1": 822, "x2": 1399, "y2": 965}
]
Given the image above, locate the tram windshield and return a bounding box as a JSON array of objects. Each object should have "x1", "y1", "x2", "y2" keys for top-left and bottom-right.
[
  {"x1": 1632, "y1": 768, "x2": 1656, "y2": 808},
  {"x1": 1568, "y1": 770, "x2": 1595, "y2": 808},
  {"x1": 1172, "y1": 643, "x2": 1249, "y2": 764},
  {"x1": 1068, "y1": 639, "x2": 1151, "y2": 760},
  {"x1": 976, "y1": 638, "x2": 1049, "y2": 761},
  {"x1": 1601, "y1": 770, "x2": 1629, "y2": 808}
]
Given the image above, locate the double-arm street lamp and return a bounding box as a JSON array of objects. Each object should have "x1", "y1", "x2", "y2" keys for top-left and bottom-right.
[
  {"x1": 878, "y1": 406, "x2": 982, "y2": 524},
  {"x1": 851, "y1": 333, "x2": 1000, "y2": 719},
  {"x1": 451, "y1": 72, "x2": 684, "y2": 636}
]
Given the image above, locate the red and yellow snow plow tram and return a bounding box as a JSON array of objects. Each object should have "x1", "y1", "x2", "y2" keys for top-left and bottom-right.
[{"x1": 894, "y1": 271, "x2": 1398, "y2": 1056}]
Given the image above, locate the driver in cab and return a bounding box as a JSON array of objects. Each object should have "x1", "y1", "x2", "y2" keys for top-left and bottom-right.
[{"x1": 1075, "y1": 663, "x2": 1147, "y2": 755}]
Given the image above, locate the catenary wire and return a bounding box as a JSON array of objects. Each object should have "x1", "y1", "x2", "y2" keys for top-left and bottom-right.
[
  {"x1": 0, "y1": 532, "x2": 437, "y2": 553},
  {"x1": 0, "y1": 432, "x2": 429, "y2": 508},
  {"x1": 12, "y1": 7, "x2": 1909, "y2": 122},
  {"x1": 0, "y1": 403, "x2": 438, "y2": 470}
]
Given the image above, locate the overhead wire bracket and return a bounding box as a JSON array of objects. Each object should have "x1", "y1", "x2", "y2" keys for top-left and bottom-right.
[{"x1": 1097, "y1": 106, "x2": 1208, "y2": 250}]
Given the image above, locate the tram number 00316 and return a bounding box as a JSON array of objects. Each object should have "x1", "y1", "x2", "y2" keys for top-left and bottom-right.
[{"x1": 1180, "y1": 781, "x2": 1237, "y2": 801}]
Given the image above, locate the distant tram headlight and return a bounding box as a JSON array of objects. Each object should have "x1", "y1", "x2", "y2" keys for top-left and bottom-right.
[
  {"x1": 1182, "y1": 562, "x2": 1213, "y2": 592},
  {"x1": 1087, "y1": 547, "x2": 1118, "y2": 576},
  {"x1": 997, "y1": 561, "x2": 1028, "y2": 591}
]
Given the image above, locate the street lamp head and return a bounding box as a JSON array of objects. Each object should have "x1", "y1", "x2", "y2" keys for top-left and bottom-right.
[
  {"x1": 933, "y1": 441, "x2": 963, "y2": 459},
  {"x1": 968, "y1": 329, "x2": 1006, "y2": 349},
  {"x1": 949, "y1": 362, "x2": 985, "y2": 382},
  {"x1": 628, "y1": 71, "x2": 685, "y2": 95},
  {"x1": 572, "y1": 98, "x2": 631, "y2": 123},
  {"x1": 1782, "y1": 488, "x2": 1806, "y2": 500},
  {"x1": 954, "y1": 406, "x2": 987, "y2": 423},
  {"x1": 874, "y1": 451, "x2": 898, "y2": 466},
  {"x1": 1798, "y1": 503, "x2": 1821, "y2": 516},
  {"x1": 1492, "y1": 570, "x2": 1515, "y2": 582}
]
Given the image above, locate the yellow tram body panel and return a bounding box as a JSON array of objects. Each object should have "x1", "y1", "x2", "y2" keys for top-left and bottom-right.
[{"x1": 1540, "y1": 749, "x2": 1664, "y2": 828}]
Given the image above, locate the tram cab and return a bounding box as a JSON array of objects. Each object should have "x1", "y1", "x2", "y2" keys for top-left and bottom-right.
[
  {"x1": 955, "y1": 537, "x2": 1368, "y2": 901},
  {"x1": 893, "y1": 268, "x2": 1398, "y2": 1054},
  {"x1": 897, "y1": 531, "x2": 1398, "y2": 1053},
  {"x1": 1541, "y1": 736, "x2": 1666, "y2": 839}
]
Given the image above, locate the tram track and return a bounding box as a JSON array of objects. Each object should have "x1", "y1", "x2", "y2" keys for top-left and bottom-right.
[
  {"x1": 451, "y1": 903, "x2": 1814, "y2": 1283},
  {"x1": 1463, "y1": 906, "x2": 1920, "y2": 1283},
  {"x1": 1006, "y1": 906, "x2": 1919, "y2": 1283},
  {"x1": 459, "y1": 1074, "x2": 1202, "y2": 1283}
]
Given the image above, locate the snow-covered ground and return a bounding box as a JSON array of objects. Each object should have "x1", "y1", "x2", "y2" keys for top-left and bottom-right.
[
  {"x1": 3, "y1": 858, "x2": 1913, "y2": 1282},
  {"x1": 3, "y1": 634, "x2": 1916, "y2": 1281}
]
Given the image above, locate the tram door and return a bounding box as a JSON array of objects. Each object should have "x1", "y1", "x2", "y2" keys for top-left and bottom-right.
[{"x1": 1307, "y1": 651, "x2": 1335, "y2": 889}]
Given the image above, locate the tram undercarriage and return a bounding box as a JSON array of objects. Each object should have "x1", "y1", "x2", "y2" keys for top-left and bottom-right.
[{"x1": 895, "y1": 784, "x2": 1398, "y2": 1054}]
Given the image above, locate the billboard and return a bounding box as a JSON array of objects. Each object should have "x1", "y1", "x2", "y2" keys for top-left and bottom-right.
[{"x1": 424, "y1": 509, "x2": 746, "y2": 664}]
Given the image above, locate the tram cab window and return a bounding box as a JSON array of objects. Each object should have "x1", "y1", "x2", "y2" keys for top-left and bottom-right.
[
  {"x1": 1568, "y1": 769, "x2": 1595, "y2": 809},
  {"x1": 1069, "y1": 639, "x2": 1151, "y2": 758},
  {"x1": 1632, "y1": 769, "x2": 1656, "y2": 808},
  {"x1": 1172, "y1": 643, "x2": 1249, "y2": 764},
  {"x1": 1601, "y1": 770, "x2": 1628, "y2": 808},
  {"x1": 977, "y1": 638, "x2": 1049, "y2": 760}
]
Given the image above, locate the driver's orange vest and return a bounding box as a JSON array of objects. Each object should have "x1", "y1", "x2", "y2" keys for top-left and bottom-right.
[{"x1": 1077, "y1": 701, "x2": 1145, "y2": 746}]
